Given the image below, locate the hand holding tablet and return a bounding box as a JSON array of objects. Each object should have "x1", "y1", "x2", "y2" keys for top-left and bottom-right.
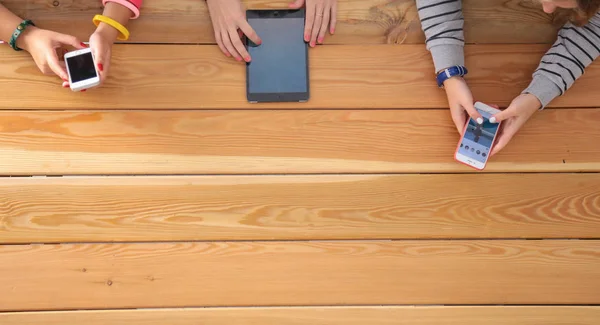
[{"x1": 206, "y1": 0, "x2": 262, "y2": 62}]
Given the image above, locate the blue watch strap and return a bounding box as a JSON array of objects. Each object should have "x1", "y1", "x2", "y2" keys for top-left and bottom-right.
[{"x1": 436, "y1": 66, "x2": 468, "y2": 88}]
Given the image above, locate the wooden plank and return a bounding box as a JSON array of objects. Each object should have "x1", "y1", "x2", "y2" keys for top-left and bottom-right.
[
  {"x1": 0, "y1": 241, "x2": 599, "y2": 310},
  {"x1": 1, "y1": 174, "x2": 599, "y2": 244},
  {"x1": 2, "y1": 307, "x2": 600, "y2": 325},
  {"x1": 0, "y1": 109, "x2": 598, "y2": 175},
  {"x1": 1, "y1": 45, "x2": 599, "y2": 109},
  {"x1": 1, "y1": 0, "x2": 557, "y2": 45}
]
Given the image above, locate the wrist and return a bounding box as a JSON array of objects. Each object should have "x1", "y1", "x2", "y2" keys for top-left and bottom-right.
[
  {"x1": 436, "y1": 66, "x2": 468, "y2": 88},
  {"x1": 442, "y1": 75, "x2": 464, "y2": 88},
  {"x1": 96, "y1": 23, "x2": 119, "y2": 43},
  {"x1": 16, "y1": 26, "x2": 39, "y2": 52}
]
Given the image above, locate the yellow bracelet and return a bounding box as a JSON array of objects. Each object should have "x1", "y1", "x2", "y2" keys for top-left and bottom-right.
[{"x1": 93, "y1": 14, "x2": 130, "y2": 41}]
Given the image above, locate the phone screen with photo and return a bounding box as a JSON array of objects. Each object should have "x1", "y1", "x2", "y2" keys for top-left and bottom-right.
[
  {"x1": 66, "y1": 52, "x2": 97, "y2": 83},
  {"x1": 457, "y1": 109, "x2": 500, "y2": 164}
]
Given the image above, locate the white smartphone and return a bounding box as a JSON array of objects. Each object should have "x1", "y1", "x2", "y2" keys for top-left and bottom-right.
[
  {"x1": 64, "y1": 48, "x2": 100, "y2": 92},
  {"x1": 454, "y1": 102, "x2": 502, "y2": 170}
]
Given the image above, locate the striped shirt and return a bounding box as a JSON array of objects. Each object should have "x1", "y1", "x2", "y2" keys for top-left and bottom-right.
[{"x1": 416, "y1": 0, "x2": 600, "y2": 107}]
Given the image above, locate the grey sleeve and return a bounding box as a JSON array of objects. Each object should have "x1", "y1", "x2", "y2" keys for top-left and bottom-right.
[
  {"x1": 523, "y1": 12, "x2": 600, "y2": 108},
  {"x1": 416, "y1": 0, "x2": 465, "y2": 72}
]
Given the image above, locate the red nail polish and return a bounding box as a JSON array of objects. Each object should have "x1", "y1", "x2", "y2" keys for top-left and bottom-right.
[
  {"x1": 304, "y1": 34, "x2": 310, "y2": 41},
  {"x1": 236, "y1": 57, "x2": 242, "y2": 62},
  {"x1": 80, "y1": 42, "x2": 88, "y2": 48},
  {"x1": 98, "y1": 63, "x2": 104, "y2": 72},
  {"x1": 318, "y1": 37, "x2": 324, "y2": 43},
  {"x1": 63, "y1": 84, "x2": 69, "y2": 88},
  {"x1": 244, "y1": 56, "x2": 251, "y2": 62},
  {"x1": 81, "y1": 89, "x2": 86, "y2": 92}
]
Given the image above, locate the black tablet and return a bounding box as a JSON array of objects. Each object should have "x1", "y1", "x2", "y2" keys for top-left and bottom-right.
[{"x1": 245, "y1": 9, "x2": 309, "y2": 103}]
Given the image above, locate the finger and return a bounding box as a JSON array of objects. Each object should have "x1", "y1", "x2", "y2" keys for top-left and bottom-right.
[
  {"x1": 310, "y1": 6, "x2": 324, "y2": 47},
  {"x1": 490, "y1": 106, "x2": 518, "y2": 124},
  {"x1": 221, "y1": 28, "x2": 242, "y2": 61},
  {"x1": 317, "y1": 5, "x2": 331, "y2": 44},
  {"x1": 289, "y1": 0, "x2": 305, "y2": 9},
  {"x1": 450, "y1": 106, "x2": 467, "y2": 134},
  {"x1": 238, "y1": 19, "x2": 261, "y2": 45},
  {"x1": 490, "y1": 133, "x2": 509, "y2": 156},
  {"x1": 304, "y1": 3, "x2": 315, "y2": 42},
  {"x1": 54, "y1": 33, "x2": 85, "y2": 49},
  {"x1": 490, "y1": 124, "x2": 517, "y2": 156},
  {"x1": 47, "y1": 51, "x2": 69, "y2": 81},
  {"x1": 214, "y1": 30, "x2": 231, "y2": 57},
  {"x1": 62, "y1": 81, "x2": 70, "y2": 89},
  {"x1": 98, "y1": 49, "x2": 111, "y2": 84},
  {"x1": 329, "y1": 0, "x2": 337, "y2": 34},
  {"x1": 461, "y1": 101, "x2": 483, "y2": 125},
  {"x1": 90, "y1": 44, "x2": 108, "y2": 83},
  {"x1": 229, "y1": 28, "x2": 250, "y2": 62}
]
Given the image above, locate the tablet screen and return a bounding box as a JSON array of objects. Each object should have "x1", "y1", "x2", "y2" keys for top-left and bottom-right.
[{"x1": 247, "y1": 13, "x2": 307, "y2": 96}]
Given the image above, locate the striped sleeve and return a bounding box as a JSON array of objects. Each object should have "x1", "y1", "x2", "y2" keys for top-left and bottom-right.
[
  {"x1": 416, "y1": 0, "x2": 465, "y2": 72},
  {"x1": 523, "y1": 12, "x2": 600, "y2": 108}
]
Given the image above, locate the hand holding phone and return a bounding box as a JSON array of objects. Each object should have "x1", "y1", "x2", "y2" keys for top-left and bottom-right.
[
  {"x1": 64, "y1": 48, "x2": 100, "y2": 92},
  {"x1": 454, "y1": 102, "x2": 502, "y2": 170}
]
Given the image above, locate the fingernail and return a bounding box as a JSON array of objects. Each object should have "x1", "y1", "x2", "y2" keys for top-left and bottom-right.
[
  {"x1": 81, "y1": 89, "x2": 86, "y2": 92},
  {"x1": 225, "y1": 52, "x2": 231, "y2": 57},
  {"x1": 236, "y1": 57, "x2": 242, "y2": 62},
  {"x1": 476, "y1": 117, "x2": 484, "y2": 124},
  {"x1": 330, "y1": 28, "x2": 335, "y2": 34},
  {"x1": 304, "y1": 34, "x2": 310, "y2": 41},
  {"x1": 80, "y1": 42, "x2": 88, "y2": 48},
  {"x1": 317, "y1": 37, "x2": 324, "y2": 43},
  {"x1": 63, "y1": 84, "x2": 69, "y2": 88},
  {"x1": 244, "y1": 56, "x2": 251, "y2": 62},
  {"x1": 98, "y1": 63, "x2": 103, "y2": 72},
  {"x1": 310, "y1": 41, "x2": 315, "y2": 47},
  {"x1": 489, "y1": 117, "x2": 497, "y2": 123}
]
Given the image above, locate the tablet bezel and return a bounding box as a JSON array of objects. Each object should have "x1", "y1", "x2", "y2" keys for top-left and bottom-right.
[{"x1": 245, "y1": 9, "x2": 309, "y2": 103}]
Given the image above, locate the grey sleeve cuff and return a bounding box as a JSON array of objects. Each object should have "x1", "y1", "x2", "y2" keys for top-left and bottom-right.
[
  {"x1": 522, "y1": 75, "x2": 563, "y2": 109},
  {"x1": 429, "y1": 44, "x2": 465, "y2": 73}
]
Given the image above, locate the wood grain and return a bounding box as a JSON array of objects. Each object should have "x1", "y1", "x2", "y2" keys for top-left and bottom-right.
[
  {"x1": 1, "y1": 45, "x2": 599, "y2": 109},
  {"x1": 1, "y1": 174, "x2": 599, "y2": 243},
  {"x1": 0, "y1": 240, "x2": 599, "y2": 310},
  {"x1": 0, "y1": 0, "x2": 558, "y2": 45},
  {"x1": 2, "y1": 307, "x2": 600, "y2": 325},
  {"x1": 0, "y1": 109, "x2": 598, "y2": 174}
]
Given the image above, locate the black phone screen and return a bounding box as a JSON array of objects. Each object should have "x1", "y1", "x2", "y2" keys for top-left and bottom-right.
[
  {"x1": 66, "y1": 52, "x2": 97, "y2": 83},
  {"x1": 246, "y1": 10, "x2": 308, "y2": 102}
]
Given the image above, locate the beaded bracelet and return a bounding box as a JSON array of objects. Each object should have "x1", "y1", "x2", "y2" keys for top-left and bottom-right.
[
  {"x1": 9, "y1": 20, "x2": 35, "y2": 51},
  {"x1": 93, "y1": 14, "x2": 130, "y2": 40}
]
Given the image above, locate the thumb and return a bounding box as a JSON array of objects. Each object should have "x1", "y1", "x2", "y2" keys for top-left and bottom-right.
[
  {"x1": 47, "y1": 51, "x2": 68, "y2": 81},
  {"x1": 490, "y1": 105, "x2": 517, "y2": 124},
  {"x1": 289, "y1": 0, "x2": 305, "y2": 9}
]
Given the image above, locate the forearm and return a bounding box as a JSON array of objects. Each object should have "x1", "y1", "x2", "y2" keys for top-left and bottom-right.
[
  {"x1": 0, "y1": 4, "x2": 25, "y2": 45},
  {"x1": 95, "y1": 2, "x2": 134, "y2": 41},
  {"x1": 523, "y1": 12, "x2": 600, "y2": 108},
  {"x1": 416, "y1": 0, "x2": 465, "y2": 72}
]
